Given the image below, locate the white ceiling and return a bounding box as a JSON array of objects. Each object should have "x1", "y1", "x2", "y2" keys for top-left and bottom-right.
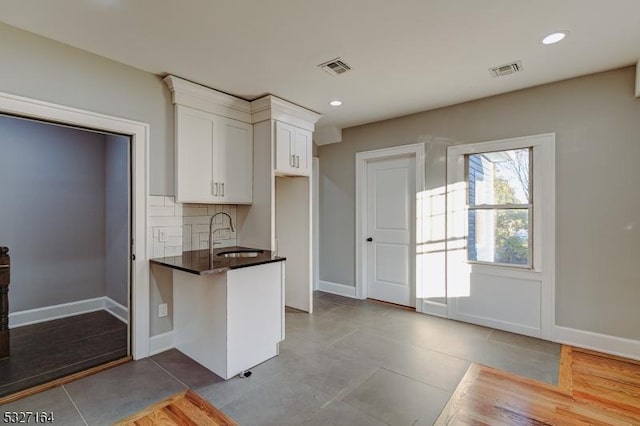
[{"x1": 1, "y1": 0, "x2": 639, "y2": 137}]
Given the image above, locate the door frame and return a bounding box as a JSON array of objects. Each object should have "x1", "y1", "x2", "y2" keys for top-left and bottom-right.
[
  {"x1": 355, "y1": 143, "x2": 425, "y2": 303},
  {"x1": 0, "y1": 91, "x2": 151, "y2": 359},
  {"x1": 446, "y1": 133, "x2": 556, "y2": 339}
]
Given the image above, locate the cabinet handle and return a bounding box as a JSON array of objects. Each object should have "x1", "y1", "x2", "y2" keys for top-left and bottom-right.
[
  {"x1": 296, "y1": 155, "x2": 300, "y2": 168},
  {"x1": 221, "y1": 182, "x2": 225, "y2": 197},
  {"x1": 290, "y1": 154, "x2": 294, "y2": 167},
  {"x1": 213, "y1": 182, "x2": 219, "y2": 196}
]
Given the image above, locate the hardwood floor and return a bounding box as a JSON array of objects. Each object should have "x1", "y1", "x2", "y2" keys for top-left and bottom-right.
[
  {"x1": 114, "y1": 390, "x2": 238, "y2": 426},
  {"x1": 0, "y1": 310, "x2": 127, "y2": 398},
  {"x1": 436, "y1": 346, "x2": 640, "y2": 425}
]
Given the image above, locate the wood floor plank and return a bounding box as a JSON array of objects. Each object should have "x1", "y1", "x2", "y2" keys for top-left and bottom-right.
[
  {"x1": 558, "y1": 345, "x2": 573, "y2": 393},
  {"x1": 115, "y1": 390, "x2": 237, "y2": 426},
  {"x1": 435, "y1": 345, "x2": 640, "y2": 425}
]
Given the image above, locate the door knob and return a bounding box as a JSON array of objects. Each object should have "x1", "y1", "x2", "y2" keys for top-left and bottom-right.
[{"x1": 366, "y1": 237, "x2": 373, "y2": 242}]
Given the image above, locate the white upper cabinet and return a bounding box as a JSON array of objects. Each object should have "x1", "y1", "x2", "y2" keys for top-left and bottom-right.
[
  {"x1": 275, "y1": 121, "x2": 312, "y2": 176},
  {"x1": 175, "y1": 106, "x2": 216, "y2": 203},
  {"x1": 175, "y1": 105, "x2": 253, "y2": 204},
  {"x1": 218, "y1": 117, "x2": 253, "y2": 203},
  {"x1": 166, "y1": 76, "x2": 254, "y2": 205}
]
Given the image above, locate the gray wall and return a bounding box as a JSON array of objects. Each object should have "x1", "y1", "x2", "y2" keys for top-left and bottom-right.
[
  {"x1": 319, "y1": 66, "x2": 640, "y2": 341},
  {"x1": 0, "y1": 22, "x2": 173, "y2": 196},
  {"x1": 0, "y1": 22, "x2": 173, "y2": 334},
  {"x1": 105, "y1": 134, "x2": 130, "y2": 307},
  {"x1": 0, "y1": 116, "x2": 107, "y2": 311}
]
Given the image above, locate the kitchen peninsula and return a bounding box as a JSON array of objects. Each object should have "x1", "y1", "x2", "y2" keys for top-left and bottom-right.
[{"x1": 151, "y1": 247, "x2": 285, "y2": 380}]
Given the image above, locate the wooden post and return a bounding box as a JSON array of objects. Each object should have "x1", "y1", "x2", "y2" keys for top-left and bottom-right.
[{"x1": 0, "y1": 246, "x2": 9, "y2": 360}]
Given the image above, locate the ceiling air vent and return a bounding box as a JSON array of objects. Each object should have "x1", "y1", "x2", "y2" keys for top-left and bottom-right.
[
  {"x1": 318, "y1": 58, "x2": 351, "y2": 76},
  {"x1": 489, "y1": 60, "x2": 523, "y2": 78}
]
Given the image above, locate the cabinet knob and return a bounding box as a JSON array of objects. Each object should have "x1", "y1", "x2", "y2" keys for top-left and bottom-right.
[{"x1": 366, "y1": 237, "x2": 373, "y2": 242}]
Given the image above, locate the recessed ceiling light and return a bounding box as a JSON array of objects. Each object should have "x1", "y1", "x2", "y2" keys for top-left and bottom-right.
[
  {"x1": 329, "y1": 100, "x2": 343, "y2": 106},
  {"x1": 542, "y1": 31, "x2": 568, "y2": 45}
]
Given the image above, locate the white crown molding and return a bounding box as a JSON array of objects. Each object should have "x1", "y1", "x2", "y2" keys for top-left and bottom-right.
[
  {"x1": 164, "y1": 75, "x2": 322, "y2": 130},
  {"x1": 251, "y1": 95, "x2": 321, "y2": 131},
  {"x1": 164, "y1": 75, "x2": 252, "y2": 123}
]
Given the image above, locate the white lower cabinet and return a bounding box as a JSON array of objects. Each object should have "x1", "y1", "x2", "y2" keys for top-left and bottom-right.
[{"x1": 173, "y1": 261, "x2": 284, "y2": 379}]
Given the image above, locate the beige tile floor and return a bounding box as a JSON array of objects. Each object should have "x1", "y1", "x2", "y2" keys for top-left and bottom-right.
[{"x1": 0, "y1": 291, "x2": 560, "y2": 425}]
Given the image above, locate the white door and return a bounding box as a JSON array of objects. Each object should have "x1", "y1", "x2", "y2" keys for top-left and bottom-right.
[{"x1": 366, "y1": 156, "x2": 415, "y2": 307}]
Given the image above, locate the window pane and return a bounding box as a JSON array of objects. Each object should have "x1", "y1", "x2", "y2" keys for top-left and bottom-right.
[
  {"x1": 468, "y1": 148, "x2": 530, "y2": 205},
  {"x1": 467, "y1": 209, "x2": 529, "y2": 265}
]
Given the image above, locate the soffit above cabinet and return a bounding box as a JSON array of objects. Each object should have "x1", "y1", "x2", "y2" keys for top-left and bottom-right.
[{"x1": 164, "y1": 75, "x2": 321, "y2": 130}]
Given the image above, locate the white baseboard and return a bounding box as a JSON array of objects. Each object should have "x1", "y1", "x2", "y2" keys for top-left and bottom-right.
[
  {"x1": 104, "y1": 297, "x2": 129, "y2": 324},
  {"x1": 318, "y1": 280, "x2": 357, "y2": 298},
  {"x1": 10, "y1": 296, "x2": 129, "y2": 328},
  {"x1": 454, "y1": 312, "x2": 542, "y2": 338},
  {"x1": 149, "y1": 331, "x2": 175, "y2": 356},
  {"x1": 554, "y1": 326, "x2": 640, "y2": 361},
  {"x1": 418, "y1": 299, "x2": 448, "y2": 317}
]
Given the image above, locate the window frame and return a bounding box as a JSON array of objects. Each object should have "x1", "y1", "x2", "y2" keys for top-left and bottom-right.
[{"x1": 465, "y1": 147, "x2": 534, "y2": 269}]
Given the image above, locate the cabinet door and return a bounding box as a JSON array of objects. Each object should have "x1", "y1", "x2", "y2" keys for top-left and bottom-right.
[
  {"x1": 218, "y1": 117, "x2": 253, "y2": 203},
  {"x1": 293, "y1": 128, "x2": 312, "y2": 176},
  {"x1": 275, "y1": 121, "x2": 294, "y2": 174},
  {"x1": 175, "y1": 106, "x2": 215, "y2": 203}
]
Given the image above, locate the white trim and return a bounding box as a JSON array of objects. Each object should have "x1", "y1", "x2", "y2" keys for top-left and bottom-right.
[
  {"x1": 355, "y1": 143, "x2": 425, "y2": 303},
  {"x1": 455, "y1": 312, "x2": 542, "y2": 338},
  {"x1": 318, "y1": 280, "x2": 357, "y2": 298},
  {"x1": 9, "y1": 297, "x2": 129, "y2": 328},
  {"x1": 164, "y1": 75, "x2": 252, "y2": 123},
  {"x1": 554, "y1": 326, "x2": 640, "y2": 361},
  {"x1": 446, "y1": 133, "x2": 555, "y2": 340},
  {"x1": 636, "y1": 59, "x2": 640, "y2": 98},
  {"x1": 0, "y1": 90, "x2": 150, "y2": 359},
  {"x1": 312, "y1": 157, "x2": 320, "y2": 291},
  {"x1": 9, "y1": 297, "x2": 106, "y2": 328},
  {"x1": 419, "y1": 300, "x2": 448, "y2": 317},
  {"x1": 104, "y1": 297, "x2": 129, "y2": 324},
  {"x1": 250, "y1": 96, "x2": 321, "y2": 130},
  {"x1": 149, "y1": 331, "x2": 175, "y2": 356}
]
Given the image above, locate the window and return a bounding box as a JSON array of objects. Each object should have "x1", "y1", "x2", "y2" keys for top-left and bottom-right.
[{"x1": 466, "y1": 148, "x2": 532, "y2": 267}]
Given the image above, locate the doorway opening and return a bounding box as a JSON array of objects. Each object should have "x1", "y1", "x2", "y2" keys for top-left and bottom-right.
[{"x1": 0, "y1": 113, "x2": 132, "y2": 398}]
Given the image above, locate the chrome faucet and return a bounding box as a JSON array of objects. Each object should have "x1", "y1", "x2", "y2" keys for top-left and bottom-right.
[{"x1": 209, "y1": 212, "x2": 235, "y2": 255}]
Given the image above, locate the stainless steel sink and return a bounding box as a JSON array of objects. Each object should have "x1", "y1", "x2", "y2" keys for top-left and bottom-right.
[{"x1": 217, "y1": 250, "x2": 264, "y2": 258}]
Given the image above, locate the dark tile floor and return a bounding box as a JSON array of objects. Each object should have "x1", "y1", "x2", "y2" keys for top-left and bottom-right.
[
  {"x1": 0, "y1": 292, "x2": 561, "y2": 425},
  {"x1": 0, "y1": 311, "x2": 127, "y2": 398}
]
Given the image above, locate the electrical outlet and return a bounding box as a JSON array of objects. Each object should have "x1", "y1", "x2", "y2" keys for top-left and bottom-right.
[
  {"x1": 159, "y1": 230, "x2": 169, "y2": 242},
  {"x1": 158, "y1": 303, "x2": 168, "y2": 318}
]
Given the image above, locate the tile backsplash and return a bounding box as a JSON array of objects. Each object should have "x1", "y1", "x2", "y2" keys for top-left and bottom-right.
[{"x1": 148, "y1": 196, "x2": 237, "y2": 258}]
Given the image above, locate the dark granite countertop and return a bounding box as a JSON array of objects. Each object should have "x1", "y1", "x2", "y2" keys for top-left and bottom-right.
[{"x1": 150, "y1": 246, "x2": 285, "y2": 275}]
